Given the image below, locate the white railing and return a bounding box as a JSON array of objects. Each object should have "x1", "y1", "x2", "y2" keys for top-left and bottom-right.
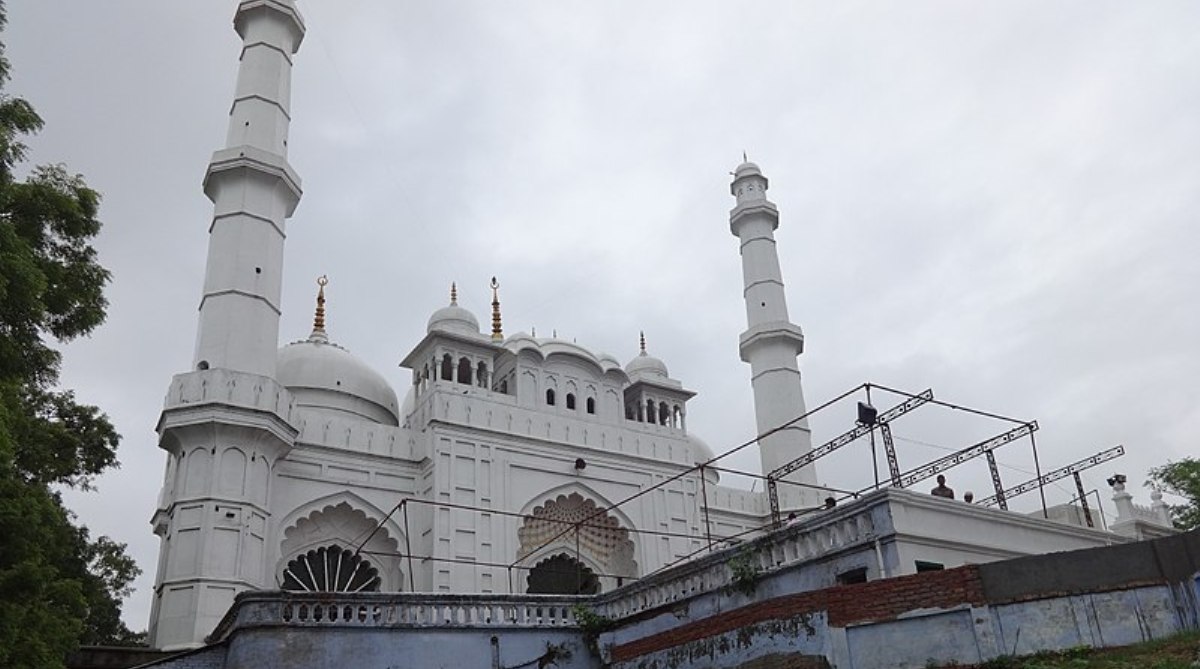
[
  {"x1": 250, "y1": 594, "x2": 586, "y2": 630},
  {"x1": 164, "y1": 369, "x2": 294, "y2": 421},
  {"x1": 595, "y1": 503, "x2": 878, "y2": 619}
]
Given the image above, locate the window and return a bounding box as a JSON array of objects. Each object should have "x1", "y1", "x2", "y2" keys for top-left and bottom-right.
[
  {"x1": 915, "y1": 561, "x2": 944, "y2": 573},
  {"x1": 836, "y1": 567, "x2": 868, "y2": 585},
  {"x1": 566, "y1": 393, "x2": 576, "y2": 410},
  {"x1": 457, "y1": 357, "x2": 472, "y2": 385},
  {"x1": 281, "y1": 544, "x2": 381, "y2": 593},
  {"x1": 659, "y1": 401, "x2": 669, "y2": 426},
  {"x1": 441, "y1": 354, "x2": 453, "y2": 381},
  {"x1": 476, "y1": 361, "x2": 488, "y2": 388},
  {"x1": 546, "y1": 389, "x2": 556, "y2": 406},
  {"x1": 586, "y1": 397, "x2": 596, "y2": 414}
]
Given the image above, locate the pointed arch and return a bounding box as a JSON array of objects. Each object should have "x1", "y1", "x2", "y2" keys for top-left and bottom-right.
[
  {"x1": 277, "y1": 492, "x2": 407, "y2": 591},
  {"x1": 514, "y1": 483, "x2": 639, "y2": 591}
]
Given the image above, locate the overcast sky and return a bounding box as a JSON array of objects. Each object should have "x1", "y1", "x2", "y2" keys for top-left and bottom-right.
[{"x1": 7, "y1": 1, "x2": 1199, "y2": 630}]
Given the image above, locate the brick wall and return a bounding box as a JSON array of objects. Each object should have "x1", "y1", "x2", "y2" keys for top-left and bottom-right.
[{"x1": 611, "y1": 565, "x2": 984, "y2": 662}]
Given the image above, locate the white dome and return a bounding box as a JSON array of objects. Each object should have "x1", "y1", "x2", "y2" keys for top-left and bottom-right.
[
  {"x1": 625, "y1": 350, "x2": 669, "y2": 379},
  {"x1": 689, "y1": 434, "x2": 715, "y2": 463},
  {"x1": 277, "y1": 339, "x2": 399, "y2": 426},
  {"x1": 427, "y1": 303, "x2": 481, "y2": 336}
]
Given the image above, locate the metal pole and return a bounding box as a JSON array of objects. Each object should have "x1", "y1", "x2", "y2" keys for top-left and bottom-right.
[
  {"x1": 1030, "y1": 431, "x2": 1048, "y2": 519},
  {"x1": 880, "y1": 423, "x2": 902, "y2": 487},
  {"x1": 699, "y1": 466, "x2": 714, "y2": 549},
  {"x1": 402, "y1": 499, "x2": 415, "y2": 592},
  {"x1": 867, "y1": 385, "x2": 880, "y2": 490},
  {"x1": 1073, "y1": 472, "x2": 1094, "y2": 528},
  {"x1": 986, "y1": 451, "x2": 1007, "y2": 510},
  {"x1": 574, "y1": 523, "x2": 582, "y2": 594}
]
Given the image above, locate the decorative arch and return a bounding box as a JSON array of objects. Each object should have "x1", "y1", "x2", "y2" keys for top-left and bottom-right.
[
  {"x1": 277, "y1": 493, "x2": 406, "y2": 591},
  {"x1": 515, "y1": 489, "x2": 638, "y2": 590}
]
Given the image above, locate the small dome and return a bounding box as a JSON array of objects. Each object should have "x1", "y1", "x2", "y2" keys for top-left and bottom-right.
[
  {"x1": 278, "y1": 339, "x2": 399, "y2": 426},
  {"x1": 734, "y1": 161, "x2": 762, "y2": 178},
  {"x1": 427, "y1": 303, "x2": 480, "y2": 336},
  {"x1": 625, "y1": 351, "x2": 669, "y2": 379},
  {"x1": 689, "y1": 434, "x2": 714, "y2": 463},
  {"x1": 427, "y1": 283, "x2": 482, "y2": 336}
]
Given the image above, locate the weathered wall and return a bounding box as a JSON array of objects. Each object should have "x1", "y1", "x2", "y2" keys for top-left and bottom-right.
[{"x1": 602, "y1": 529, "x2": 1200, "y2": 669}]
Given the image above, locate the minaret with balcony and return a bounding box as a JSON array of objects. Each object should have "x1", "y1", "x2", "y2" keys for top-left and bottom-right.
[
  {"x1": 729, "y1": 160, "x2": 820, "y2": 510},
  {"x1": 148, "y1": 1, "x2": 305, "y2": 649}
]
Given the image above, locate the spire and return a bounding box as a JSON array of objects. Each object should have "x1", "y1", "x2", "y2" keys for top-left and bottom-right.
[
  {"x1": 490, "y1": 277, "x2": 503, "y2": 342},
  {"x1": 309, "y1": 275, "x2": 329, "y2": 343},
  {"x1": 450, "y1": 282, "x2": 458, "y2": 305},
  {"x1": 639, "y1": 331, "x2": 647, "y2": 356}
]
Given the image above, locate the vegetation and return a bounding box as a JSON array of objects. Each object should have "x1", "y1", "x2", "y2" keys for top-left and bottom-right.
[
  {"x1": 1148, "y1": 458, "x2": 1200, "y2": 531},
  {"x1": 727, "y1": 546, "x2": 762, "y2": 596},
  {"x1": 937, "y1": 631, "x2": 1200, "y2": 669},
  {"x1": 0, "y1": 3, "x2": 141, "y2": 667}
]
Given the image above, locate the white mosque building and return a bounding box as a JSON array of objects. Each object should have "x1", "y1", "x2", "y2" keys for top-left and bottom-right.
[{"x1": 145, "y1": 0, "x2": 1174, "y2": 652}]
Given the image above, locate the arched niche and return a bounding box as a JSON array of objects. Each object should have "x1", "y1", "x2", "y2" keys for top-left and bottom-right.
[
  {"x1": 277, "y1": 496, "x2": 406, "y2": 591},
  {"x1": 515, "y1": 490, "x2": 638, "y2": 593}
]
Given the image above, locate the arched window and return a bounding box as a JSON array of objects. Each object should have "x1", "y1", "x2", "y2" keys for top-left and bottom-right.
[
  {"x1": 441, "y1": 354, "x2": 453, "y2": 381},
  {"x1": 637, "y1": 403, "x2": 644, "y2": 422},
  {"x1": 546, "y1": 389, "x2": 556, "y2": 406},
  {"x1": 659, "y1": 402, "x2": 669, "y2": 426},
  {"x1": 457, "y1": 357, "x2": 472, "y2": 385},
  {"x1": 281, "y1": 544, "x2": 381, "y2": 593},
  {"x1": 625, "y1": 405, "x2": 634, "y2": 420},
  {"x1": 586, "y1": 397, "x2": 596, "y2": 415},
  {"x1": 566, "y1": 393, "x2": 576, "y2": 410},
  {"x1": 499, "y1": 379, "x2": 509, "y2": 394},
  {"x1": 476, "y1": 361, "x2": 488, "y2": 388},
  {"x1": 646, "y1": 399, "x2": 656, "y2": 424},
  {"x1": 673, "y1": 405, "x2": 681, "y2": 428}
]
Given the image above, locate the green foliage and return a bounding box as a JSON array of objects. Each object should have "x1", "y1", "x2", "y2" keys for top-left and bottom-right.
[
  {"x1": 1147, "y1": 458, "x2": 1200, "y2": 531},
  {"x1": 0, "y1": 3, "x2": 140, "y2": 666},
  {"x1": 727, "y1": 547, "x2": 762, "y2": 596}
]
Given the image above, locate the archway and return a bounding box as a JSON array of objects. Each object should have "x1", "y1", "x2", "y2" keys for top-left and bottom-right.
[
  {"x1": 526, "y1": 553, "x2": 599, "y2": 595},
  {"x1": 516, "y1": 491, "x2": 637, "y2": 592}
]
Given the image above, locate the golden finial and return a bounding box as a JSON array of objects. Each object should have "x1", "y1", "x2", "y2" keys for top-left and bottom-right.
[
  {"x1": 311, "y1": 275, "x2": 329, "y2": 342},
  {"x1": 490, "y1": 277, "x2": 503, "y2": 342},
  {"x1": 450, "y1": 282, "x2": 458, "y2": 305},
  {"x1": 639, "y1": 330, "x2": 647, "y2": 355}
]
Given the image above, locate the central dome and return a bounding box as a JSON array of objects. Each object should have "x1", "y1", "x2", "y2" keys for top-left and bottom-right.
[{"x1": 277, "y1": 339, "x2": 399, "y2": 426}]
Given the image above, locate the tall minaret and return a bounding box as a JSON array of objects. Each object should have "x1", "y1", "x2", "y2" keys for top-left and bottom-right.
[
  {"x1": 193, "y1": 0, "x2": 305, "y2": 377},
  {"x1": 148, "y1": 1, "x2": 305, "y2": 651},
  {"x1": 729, "y1": 160, "x2": 820, "y2": 510}
]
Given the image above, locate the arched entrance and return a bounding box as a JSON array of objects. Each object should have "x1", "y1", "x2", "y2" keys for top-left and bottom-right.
[
  {"x1": 526, "y1": 553, "x2": 600, "y2": 595},
  {"x1": 517, "y1": 491, "x2": 638, "y2": 592}
]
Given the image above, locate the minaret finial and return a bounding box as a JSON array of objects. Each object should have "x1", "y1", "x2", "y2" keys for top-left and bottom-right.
[
  {"x1": 450, "y1": 282, "x2": 458, "y2": 305},
  {"x1": 639, "y1": 331, "x2": 647, "y2": 355},
  {"x1": 743, "y1": 150, "x2": 748, "y2": 163},
  {"x1": 310, "y1": 275, "x2": 329, "y2": 343},
  {"x1": 490, "y1": 277, "x2": 503, "y2": 342}
]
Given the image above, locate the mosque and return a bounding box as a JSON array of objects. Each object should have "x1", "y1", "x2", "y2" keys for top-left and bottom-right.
[{"x1": 145, "y1": 0, "x2": 1174, "y2": 653}]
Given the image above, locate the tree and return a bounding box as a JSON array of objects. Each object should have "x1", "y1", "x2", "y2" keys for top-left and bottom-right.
[
  {"x1": 1147, "y1": 458, "x2": 1200, "y2": 531},
  {"x1": 0, "y1": 4, "x2": 141, "y2": 667}
]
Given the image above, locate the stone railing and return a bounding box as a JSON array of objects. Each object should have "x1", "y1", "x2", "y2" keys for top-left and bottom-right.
[
  {"x1": 594, "y1": 498, "x2": 879, "y2": 619},
  {"x1": 211, "y1": 592, "x2": 590, "y2": 641},
  {"x1": 164, "y1": 369, "x2": 295, "y2": 422}
]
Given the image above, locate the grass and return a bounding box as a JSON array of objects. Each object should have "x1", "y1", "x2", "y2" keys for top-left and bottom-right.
[{"x1": 942, "y1": 631, "x2": 1200, "y2": 669}]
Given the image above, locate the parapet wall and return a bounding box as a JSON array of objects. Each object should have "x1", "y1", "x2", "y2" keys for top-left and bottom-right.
[
  {"x1": 137, "y1": 529, "x2": 1199, "y2": 669},
  {"x1": 603, "y1": 528, "x2": 1200, "y2": 669}
]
